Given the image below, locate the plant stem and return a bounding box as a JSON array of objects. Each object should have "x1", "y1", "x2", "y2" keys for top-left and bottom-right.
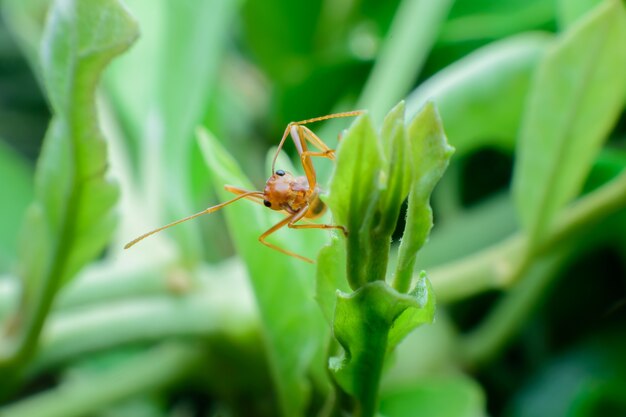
[
  {"x1": 29, "y1": 291, "x2": 254, "y2": 375},
  {"x1": 455, "y1": 171, "x2": 626, "y2": 366},
  {"x1": 429, "y1": 170, "x2": 626, "y2": 303},
  {"x1": 0, "y1": 343, "x2": 203, "y2": 417},
  {"x1": 459, "y1": 248, "x2": 570, "y2": 366}
]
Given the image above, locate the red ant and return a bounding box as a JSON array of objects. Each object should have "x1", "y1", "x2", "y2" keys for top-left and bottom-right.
[{"x1": 124, "y1": 111, "x2": 364, "y2": 263}]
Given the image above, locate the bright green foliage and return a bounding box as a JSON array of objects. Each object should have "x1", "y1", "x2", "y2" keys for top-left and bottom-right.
[
  {"x1": 513, "y1": 0, "x2": 626, "y2": 246},
  {"x1": 0, "y1": 0, "x2": 138, "y2": 370},
  {"x1": 198, "y1": 129, "x2": 327, "y2": 417},
  {"x1": 327, "y1": 102, "x2": 453, "y2": 291},
  {"x1": 394, "y1": 103, "x2": 455, "y2": 293},
  {"x1": 330, "y1": 278, "x2": 435, "y2": 416},
  {"x1": 327, "y1": 114, "x2": 384, "y2": 289},
  {"x1": 323, "y1": 102, "x2": 451, "y2": 416}
]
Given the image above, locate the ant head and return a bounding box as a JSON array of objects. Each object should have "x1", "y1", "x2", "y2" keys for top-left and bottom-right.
[{"x1": 263, "y1": 169, "x2": 295, "y2": 210}]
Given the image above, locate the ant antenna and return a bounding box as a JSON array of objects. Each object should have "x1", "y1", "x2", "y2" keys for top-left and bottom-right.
[{"x1": 124, "y1": 191, "x2": 263, "y2": 249}]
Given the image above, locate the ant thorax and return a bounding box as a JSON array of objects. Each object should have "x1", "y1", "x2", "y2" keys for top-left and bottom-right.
[{"x1": 263, "y1": 169, "x2": 311, "y2": 213}]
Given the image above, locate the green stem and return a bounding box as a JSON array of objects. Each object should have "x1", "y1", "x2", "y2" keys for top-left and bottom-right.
[
  {"x1": 455, "y1": 171, "x2": 626, "y2": 366},
  {"x1": 357, "y1": 0, "x2": 454, "y2": 121},
  {"x1": 430, "y1": 170, "x2": 626, "y2": 302},
  {"x1": 30, "y1": 283, "x2": 255, "y2": 376},
  {"x1": 0, "y1": 343, "x2": 203, "y2": 417},
  {"x1": 354, "y1": 331, "x2": 386, "y2": 417},
  {"x1": 459, "y1": 248, "x2": 570, "y2": 366}
]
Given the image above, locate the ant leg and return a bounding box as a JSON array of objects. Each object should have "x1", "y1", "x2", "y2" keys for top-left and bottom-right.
[
  {"x1": 125, "y1": 190, "x2": 264, "y2": 249},
  {"x1": 293, "y1": 110, "x2": 365, "y2": 163},
  {"x1": 300, "y1": 126, "x2": 334, "y2": 154},
  {"x1": 271, "y1": 110, "x2": 365, "y2": 174},
  {"x1": 298, "y1": 125, "x2": 337, "y2": 163},
  {"x1": 288, "y1": 222, "x2": 348, "y2": 237},
  {"x1": 271, "y1": 122, "x2": 297, "y2": 174},
  {"x1": 258, "y1": 208, "x2": 313, "y2": 263},
  {"x1": 290, "y1": 125, "x2": 317, "y2": 193}
]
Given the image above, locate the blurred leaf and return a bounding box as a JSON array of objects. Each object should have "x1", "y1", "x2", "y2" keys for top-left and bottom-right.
[
  {"x1": 442, "y1": 0, "x2": 555, "y2": 43},
  {"x1": 1, "y1": 0, "x2": 138, "y2": 366},
  {"x1": 407, "y1": 34, "x2": 550, "y2": 156},
  {"x1": 160, "y1": 0, "x2": 240, "y2": 261},
  {"x1": 508, "y1": 331, "x2": 626, "y2": 417},
  {"x1": 1, "y1": 0, "x2": 50, "y2": 81},
  {"x1": 393, "y1": 102, "x2": 454, "y2": 293},
  {"x1": 0, "y1": 343, "x2": 201, "y2": 417},
  {"x1": 379, "y1": 376, "x2": 486, "y2": 417},
  {"x1": 198, "y1": 129, "x2": 327, "y2": 417},
  {"x1": 329, "y1": 279, "x2": 435, "y2": 415},
  {"x1": 105, "y1": 0, "x2": 239, "y2": 263},
  {"x1": 557, "y1": 0, "x2": 603, "y2": 28},
  {"x1": 315, "y1": 237, "x2": 349, "y2": 325},
  {"x1": 104, "y1": 0, "x2": 164, "y2": 148},
  {"x1": 358, "y1": 0, "x2": 454, "y2": 122},
  {"x1": 0, "y1": 142, "x2": 33, "y2": 272},
  {"x1": 513, "y1": 0, "x2": 626, "y2": 246}
]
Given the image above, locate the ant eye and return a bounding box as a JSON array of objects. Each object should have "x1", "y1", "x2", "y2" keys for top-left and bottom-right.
[
  {"x1": 276, "y1": 169, "x2": 285, "y2": 176},
  {"x1": 263, "y1": 200, "x2": 272, "y2": 208}
]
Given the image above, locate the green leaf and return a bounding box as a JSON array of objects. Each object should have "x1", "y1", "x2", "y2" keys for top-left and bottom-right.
[
  {"x1": 1, "y1": 0, "x2": 138, "y2": 367},
  {"x1": 365, "y1": 102, "x2": 413, "y2": 282},
  {"x1": 378, "y1": 102, "x2": 412, "y2": 237},
  {"x1": 330, "y1": 280, "x2": 435, "y2": 416},
  {"x1": 513, "y1": 0, "x2": 626, "y2": 246},
  {"x1": 379, "y1": 376, "x2": 486, "y2": 417},
  {"x1": 197, "y1": 128, "x2": 327, "y2": 417},
  {"x1": 386, "y1": 272, "x2": 436, "y2": 351},
  {"x1": 0, "y1": 142, "x2": 33, "y2": 272},
  {"x1": 327, "y1": 114, "x2": 384, "y2": 289},
  {"x1": 393, "y1": 103, "x2": 454, "y2": 293},
  {"x1": 406, "y1": 33, "x2": 550, "y2": 156}
]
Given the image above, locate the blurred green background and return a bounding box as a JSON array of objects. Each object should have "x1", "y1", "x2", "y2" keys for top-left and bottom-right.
[{"x1": 1, "y1": 0, "x2": 626, "y2": 416}]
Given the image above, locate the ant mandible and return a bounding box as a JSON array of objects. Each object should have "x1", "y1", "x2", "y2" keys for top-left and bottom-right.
[{"x1": 124, "y1": 110, "x2": 364, "y2": 263}]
